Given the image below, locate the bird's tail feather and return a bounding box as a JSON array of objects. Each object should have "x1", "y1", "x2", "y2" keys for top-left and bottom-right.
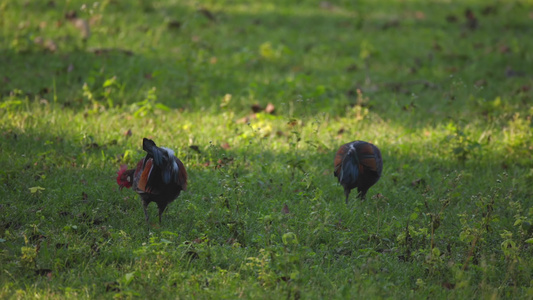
[
  {"x1": 339, "y1": 155, "x2": 359, "y2": 186},
  {"x1": 143, "y1": 138, "x2": 182, "y2": 185},
  {"x1": 143, "y1": 138, "x2": 163, "y2": 165},
  {"x1": 162, "y1": 162, "x2": 179, "y2": 184}
]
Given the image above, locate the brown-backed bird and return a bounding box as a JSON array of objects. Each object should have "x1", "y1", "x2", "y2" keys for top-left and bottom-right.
[{"x1": 334, "y1": 141, "x2": 382, "y2": 204}]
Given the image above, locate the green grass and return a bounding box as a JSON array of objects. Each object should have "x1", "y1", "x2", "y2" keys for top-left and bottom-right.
[{"x1": 1, "y1": 0, "x2": 533, "y2": 298}]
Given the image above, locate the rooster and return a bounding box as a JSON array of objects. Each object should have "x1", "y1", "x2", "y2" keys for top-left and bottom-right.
[
  {"x1": 117, "y1": 138, "x2": 188, "y2": 224},
  {"x1": 334, "y1": 141, "x2": 382, "y2": 204}
]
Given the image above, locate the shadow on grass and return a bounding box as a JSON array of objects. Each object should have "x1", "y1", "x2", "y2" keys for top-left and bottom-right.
[{"x1": 2, "y1": 0, "x2": 531, "y2": 128}]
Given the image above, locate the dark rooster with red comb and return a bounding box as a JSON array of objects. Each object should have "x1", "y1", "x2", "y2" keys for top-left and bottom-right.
[
  {"x1": 334, "y1": 141, "x2": 382, "y2": 204},
  {"x1": 117, "y1": 138, "x2": 188, "y2": 223}
]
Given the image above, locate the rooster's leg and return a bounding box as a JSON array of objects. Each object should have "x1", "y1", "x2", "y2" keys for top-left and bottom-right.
[
  {"x1": 157, "y1": 203, "x2": 168, "y2": 224},
  {"x1": 142, "y1": 201, "x2": 150, "y2": 223},
  {"x1": 357, "y1": 188, "x2": 367, "y2": 201},
  {"x1": 344, "y1": 188, "x2": 351, "y2": 205}
]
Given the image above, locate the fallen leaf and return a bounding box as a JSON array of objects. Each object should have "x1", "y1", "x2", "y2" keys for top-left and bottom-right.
[
  {"x1": 198, "y1": 7, "x2": 215, "y2": 21},
  {"x1": 189, "y1": 145, "x2": 201, "y2": 153},
  {"x1": 287, "y1": 119, "x2": 298, "y2": 127},
  {"x1": 167, "y1": 20, "x2": 181, "y2": 30},
  {"x1": 474, "y1": 79, "x2": 486, "y2": 87},
  {"x1": 73, "y1": 18, "x2": 91, "y2": 40},
  {"x1": 382, "y1": 20, "x2": 400, "y2": 30},
  {"x1": 251, "y1": 103, "x2": 262, "y2": 113},
  {"x1": 445, "y1": 66, "x2": 458, "y2": 73},
  {"x1": 481, "y1": 6, "x2": 496, "y2": 16},
  {"x1": 415, "y1": 11, "x2": 426, "y2": 19},
  {"x1": 372, "y1": 193, "x2": 385, "y2": 199},
  {"x1": 442, "y1": 282, "x2": 455, "y2": 290},
  {"x1": 65, "y1": 10, "x2": 77, "y2": 20},
  {"x1": 85, "y1": 142, "x2": 100, "y2": 149},
  {"x1": 105, "y1": 281, "x2": 120, "y2": 292},
  {"x1": 411, "y1": 178, "x2": 425, "y2": 187},
  {"x1": 91, "y1": 48, "x2": 134, "y2": 56},
  {"x1": 44, "y1": 39, "x2": 57, "y2": 52},
  {"x1": 236, "y1": 115, "x2": 253, "y2": 124},
  {"x1": 499, "y1": 45, "x2": 511, "y2": 54},
  {"x1": 265, "y1": 103, "x2": 275, "y2": 114},
  {"x1": 345, "y1": 64, "x2": 358, "y2": 72},
  {"x1": 35, "y1": 269, "x2": 52, "y2": 276},
  {"x1": 89, "y1": 14, "x2": 102, "y2": 26},
  {"x1": 282, "y1": 203, "x2": 290, "y2": 214},
  {"x1": 505, "y1": 67, "x2": 525, "y2": 78},
  {"x1": 445, "y1": 15, "x2": 458, "y2": 23}
]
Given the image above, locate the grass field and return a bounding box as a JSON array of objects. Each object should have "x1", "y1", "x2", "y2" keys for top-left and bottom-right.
[{"x1": 1, "y1": 0, "x2": 533, "y2": 298}]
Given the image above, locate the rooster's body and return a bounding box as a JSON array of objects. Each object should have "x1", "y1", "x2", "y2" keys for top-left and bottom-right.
[
  {"x1": 334, "y1": 141, "x2": 382, "y2": 204},
  {"x1": 117, "y1": 138, "x2": 188, "y2": 223}
]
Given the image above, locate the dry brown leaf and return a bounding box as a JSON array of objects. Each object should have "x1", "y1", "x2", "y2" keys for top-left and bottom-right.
[
  {"x1": 282, "y1": 203, "x2": 290, "y2": 214},
  {"x1": 198, "y1": 7, "x2": 215, "y2": 21},
  {"x1": 251, "y1": 103, "x2": 262, "y2": 113},
  {"x1": 73, "y1": 18, "x2": 91, "y2": 40},
  {"x1": 265, "y1": 103, "x2": 275, "y2": 114},
  {"x1": 189, "y1": 145, "x2": 201, "y2": 153},
  {"x1": 44, "y1": 39, "x2": 57, "y2": 52},
  {"x1": 415, "y1": 11, "x2": 426, "y2": 19},
  {"x1": 411, "y1": 179, "x2": 425, "y2": 187},
  {"x1": 168, "y1": 20, "x2": 181, "y2": 30},
  {"x1": 474, "y1": 79, "x2": 486, "y2": 87}
]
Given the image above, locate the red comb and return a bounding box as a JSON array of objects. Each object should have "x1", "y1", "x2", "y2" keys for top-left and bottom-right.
[{"x1": 116, "y1": 165, "x2": 131, "y2": 189}]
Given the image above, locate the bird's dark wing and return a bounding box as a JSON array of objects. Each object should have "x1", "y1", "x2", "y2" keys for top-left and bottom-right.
[{"x1": 356, "y1": 142, "x2": 381, "y2": 174}]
